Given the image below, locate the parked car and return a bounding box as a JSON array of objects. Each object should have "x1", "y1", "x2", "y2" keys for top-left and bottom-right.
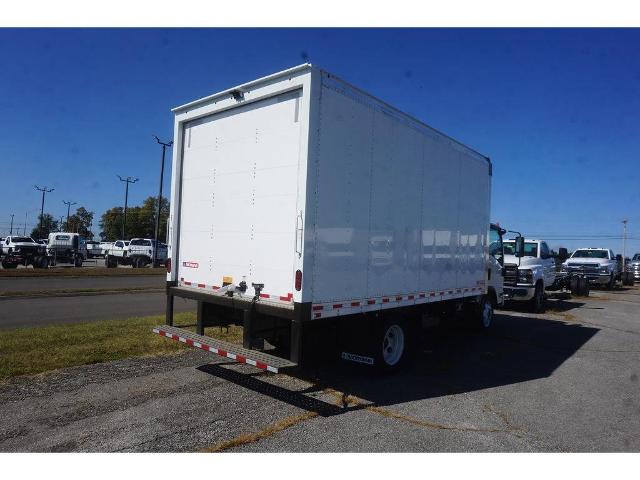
[
  {"x1": 106, "y1": 238, "x2": 168, "y2": 268},
  {"x1": 46, "y1": 232, "x2": 87, "y2": 267},
  {"x1": 0, "y1": 235, "x2": 48, "y2": 269},
  {"x1": 626, "y1": 253, "x2": 640, "y2": 283},
  {"x1": 561, "y1": 248, "x2": 619, "y2": 288},
  {"x1": 502, "y1": 238, "x2": 556, "y2": 312},
  {"x1": 85, "y1": 240, "x2": 102, "y2": 258}
]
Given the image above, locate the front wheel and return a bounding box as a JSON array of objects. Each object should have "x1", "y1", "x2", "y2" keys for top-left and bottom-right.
[
  {"x1": 606, "y1": 274, "x2": 615, "y2": 290},
  {"x1": 530, "y1": 282, "x2": 546, "y2": 313},
  {"x1": 474, "y1": 295, "x2": 494, "y2": 329}
]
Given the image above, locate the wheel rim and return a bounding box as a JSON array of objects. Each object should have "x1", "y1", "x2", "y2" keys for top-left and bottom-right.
[
  {"x1": 382, "y1": 324, "x2": 405, "y2": 366},
  {"x1": 482, "y1": 300, "x2": 493, "y2": 327}
]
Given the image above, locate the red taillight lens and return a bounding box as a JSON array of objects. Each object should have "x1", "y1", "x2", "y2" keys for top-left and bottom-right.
[
  {"x1": 166, "y1": 258, "x2": 171, "y2": 273},
  {"x1": 295, "y1": 269, "x2": 302, "y2": 291}
]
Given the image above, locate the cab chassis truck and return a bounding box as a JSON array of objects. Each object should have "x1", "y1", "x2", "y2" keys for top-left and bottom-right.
[{"x1": 156, "y1": 64, "x2": 503, "y2": 373}]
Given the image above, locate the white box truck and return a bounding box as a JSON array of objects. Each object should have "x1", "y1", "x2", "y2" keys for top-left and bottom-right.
[{"x1": 155, "y1": 64, "x2": 504, "y2": 373}]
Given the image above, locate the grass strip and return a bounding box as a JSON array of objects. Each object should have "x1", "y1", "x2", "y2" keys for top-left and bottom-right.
[
  {"x1": 0, "y1": 286, "x2": 163, "y2": 298},
  {"x1": 0, "y1": 267, "x2": 166, "y2": 278},
  {"x1": 0, "y1": 312, "x2": 242, "y2": 381}
]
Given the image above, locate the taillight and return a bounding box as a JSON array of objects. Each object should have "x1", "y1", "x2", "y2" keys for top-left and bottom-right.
[
  {"x1": 295, "y1": 269, "x2": 302, "y2": 291},
  {"x1": 166, "y1": 258, "x2": 171, "y2": 273}
]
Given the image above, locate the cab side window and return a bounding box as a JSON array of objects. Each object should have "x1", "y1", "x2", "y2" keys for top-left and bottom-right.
[{"x1": 540, "y1": 242, "x2": 550, "y2": 259}]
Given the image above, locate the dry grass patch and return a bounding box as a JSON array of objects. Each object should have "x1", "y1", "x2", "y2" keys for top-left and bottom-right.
[
  {"x1": 0, "y1": 312, "x2": 242, "y2": 381},
  {"x1": 0, "y1": 267, "x2": 165, "y2": 278}
]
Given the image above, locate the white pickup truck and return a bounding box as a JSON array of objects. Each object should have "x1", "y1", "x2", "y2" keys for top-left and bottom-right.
[
  {"x1": 105, "y1": 238, "x2": 166, "y2": 268},
  {"x1": 502, "y1": 238, "x2": 556, "y2": 312},
  {"x1": 561, "y1": 248, "x2": 619, "y2": 289},
  {"x1": 0, "y1": 235, "x2": 49, "y2": 269}
]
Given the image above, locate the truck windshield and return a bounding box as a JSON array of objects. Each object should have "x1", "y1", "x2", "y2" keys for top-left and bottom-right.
[
  {"x1": 503, "y1": 241, "x2": 538, "y2": 257},
  {"x1": 571, "y1": 250, "x2": 608, "y2": 259},
  {"x1": 11, "y1": 237, "x2": 33, "y2": 243}
]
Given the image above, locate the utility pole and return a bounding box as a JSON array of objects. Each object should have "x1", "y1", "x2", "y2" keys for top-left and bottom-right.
[
  {"x1": 59, "y1": 216, "x2": 64, "y2": 230},
  {"x1": 153, "y1": 135, "x2": 173, "y2": 266},
  {"x1": 63, "y1": 200, "x2": 77, "y2": 232},
  {"x1": 34, "y1": 185, "x2": 54, "y2": 237},
  {"x1": 9, "y1": 214, "x2": 14, "y2": 235},
  {"x1": 23, "y1": 211, "x2": 27, "y2": 236},
  {"x1": 622, "y1": 219, "x2": 628, "y2": 272},
  {"x1": 117, "y1": 175, "x2": 138, "y2": 240}
]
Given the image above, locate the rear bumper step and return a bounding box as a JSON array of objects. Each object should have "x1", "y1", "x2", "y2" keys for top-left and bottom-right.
[{"x1": 152, "y1": 325, "x2": 297, "y2": 373}]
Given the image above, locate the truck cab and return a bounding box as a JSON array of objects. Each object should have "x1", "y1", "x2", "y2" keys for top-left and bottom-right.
[
  {"x1": 503, "y1": 238, "x2": 556, "y2": 312},
  {"x1": 561, "y1": 248, "x2": 619, "y2": 288}
]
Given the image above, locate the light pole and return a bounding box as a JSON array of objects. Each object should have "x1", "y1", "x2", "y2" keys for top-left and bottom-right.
[
  {"x1": 34, "y1": 185, "x2": 54, "y2": 237},
  {"x1": 9, "y1": 214, "x2": 14, "y2": 235},
  {"x1": 23, "y1": 211, "x2": 27, "y2": 236},
  {"x1": 622, "y1": 219, "x2": 628, "y2": 272},
  {"x1": 117, "y1": 175, "x2": 138, "y2": 240},
  {"x1": 63, "y1": 200, "x2": 77, "y2": 232},
  {"x1": 153, "y1": 135, "x2": 173, "y2": 266}
]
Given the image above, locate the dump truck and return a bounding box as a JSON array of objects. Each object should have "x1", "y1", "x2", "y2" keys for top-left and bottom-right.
[{"x1": 154, "y1": 64, "x2": 503, "y2": 373}]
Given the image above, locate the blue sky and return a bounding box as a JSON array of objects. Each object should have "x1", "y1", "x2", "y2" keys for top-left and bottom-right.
[{"x1": 0, "y1": 28, "x2": 639, "y2": 253}]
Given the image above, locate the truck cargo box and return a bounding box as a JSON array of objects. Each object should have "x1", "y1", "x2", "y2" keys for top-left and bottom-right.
[{"x1": 160, "y1": 64, "x2": 498, "y2": 371}]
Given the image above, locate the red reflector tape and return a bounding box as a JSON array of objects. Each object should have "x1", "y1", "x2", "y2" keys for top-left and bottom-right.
[
  {"x1": 333, "y1": 303, "x2": 343, "y2": 309},
  {"x1": 351, "y1": 301, "x2": 360, "y2": 307},
  {"x1": 312, "y1": 305, "x2": 324, "y2": 311},
  {"x1": 197, "y1": 283, "x2": 205, "y2": 288},
  {"x1": 408, "y1": 295, "x2": 414, "y2": 300},
  {"x1": 382, "y1": 298, "x2": 389, "y2": 303},
  {"x1": 368, "y1": 299, "x2": 376, "y2": 305}
]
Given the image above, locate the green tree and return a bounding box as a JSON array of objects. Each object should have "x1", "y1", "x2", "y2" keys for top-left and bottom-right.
[
  {"x1": 67, "y1": 207, "x2": 95, "y2": 238},
  {"x1": 98, "y1": 196, "x2": 169, "y2": 241},
  {"x1": 99, "y1": 207, "x2": 123, "y2": 241},
  {"x1": 30, "y1": 214, "x2": 59, "y2": 240}
]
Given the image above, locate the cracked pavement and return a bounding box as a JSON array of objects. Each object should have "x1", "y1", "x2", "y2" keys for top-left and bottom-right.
[{"x1": 1, "y1": 286, "x2": 639, "y2": 451}]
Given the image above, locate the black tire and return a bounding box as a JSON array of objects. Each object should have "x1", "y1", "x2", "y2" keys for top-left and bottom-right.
[
  {"x1": 569, "y1": 276, "x2": 580, "y2": 295},
  {"x1": 475, "y1": 295, "x2": 494, "y2": 329},
  {"x1": 105, "y1": 255, "x2": 115, "y2": 268},
  {"x1": 74, "y1": 255, "x2": 83, "y2": 268},
  {"x1": 606, "y1": 274, "x2": 615, "y2": 290},
  {"x1": 40, "y1": 256, "x2": 49, "y2": 269},
  {"x1": 2, "y1": 261, "x2": 17, "y2": 269},
  {"x1": 373, "y1": 317, "x2": 410, "y2": 373},
  {"x1": 622, "y1": 272, "x2": 634, "y2": 286},
  {"x1": 530, "y1": 282, "x2": 546, "y2": 313}
]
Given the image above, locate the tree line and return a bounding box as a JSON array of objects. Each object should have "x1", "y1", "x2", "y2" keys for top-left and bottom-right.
[{"x1": 30, "y1": 196, "x2": 169, "y2": 242}]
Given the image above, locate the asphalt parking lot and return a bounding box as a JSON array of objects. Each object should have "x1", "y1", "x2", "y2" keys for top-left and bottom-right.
[{"x1": 0, "y1": 285, "x2": 638, "y2": 452}]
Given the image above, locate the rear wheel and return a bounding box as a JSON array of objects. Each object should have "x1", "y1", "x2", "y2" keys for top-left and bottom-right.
[
  {"x1": 373, "y1": 318, "x2": 410, "y2": 372},
  {"x1": 2, "y1": 261, "x2": 17, "y2": 269}
]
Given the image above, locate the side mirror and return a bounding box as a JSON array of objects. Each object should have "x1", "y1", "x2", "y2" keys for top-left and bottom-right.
[
  {"x1": 558, "y1": 247, "x2": 568, "y2": 262},
  {"x1": 514, "y1": 236, "x2": 525, "y2": 258}
]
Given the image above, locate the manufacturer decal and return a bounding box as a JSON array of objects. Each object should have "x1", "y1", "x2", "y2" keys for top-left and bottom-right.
[
  {"x1": 341, "y1": 352, "x2": 374, "y2": 365},
  {"x1": 182, "y1": 261, "x2": 199, "y2": 268}
]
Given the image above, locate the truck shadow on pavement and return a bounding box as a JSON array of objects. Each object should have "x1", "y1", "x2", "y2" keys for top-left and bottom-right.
[{"x1": 196, "y1": 311, "x2": 599, "y2": 416}]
